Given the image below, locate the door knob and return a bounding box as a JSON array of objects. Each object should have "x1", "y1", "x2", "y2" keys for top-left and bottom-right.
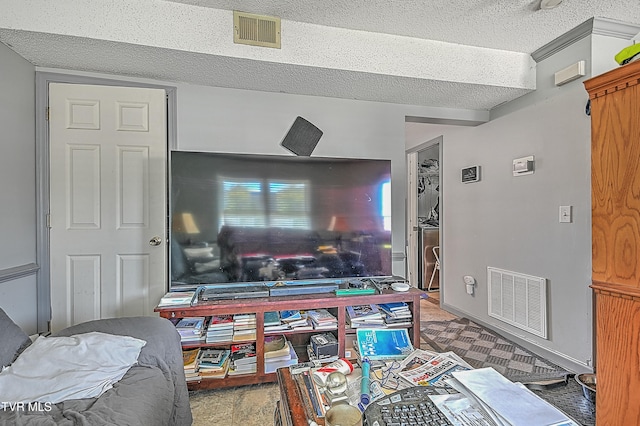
[{"x1": 149, "y1": 236, "x2": 162, "y2": 246}]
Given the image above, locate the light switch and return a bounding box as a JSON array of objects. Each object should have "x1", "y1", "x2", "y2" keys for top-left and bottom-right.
[{"x1": 559, "y1": 206, "x2": 572, "y2": 223}]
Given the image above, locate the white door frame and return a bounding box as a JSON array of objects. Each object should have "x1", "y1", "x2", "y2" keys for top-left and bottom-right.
[
  {"x1": 406, "y1": 136, "x2": 442, "y2": 293},
  {"x1": 34, "y1": 72, "x2": 177, "y2": 333},
  {"x1": 406, "y1": 151, "x2": 419, "y2": 287}
]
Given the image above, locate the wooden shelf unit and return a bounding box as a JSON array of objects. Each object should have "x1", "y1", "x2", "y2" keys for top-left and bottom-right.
[
  {"x1": 155, "y1": 288, "x2": 423, "y2": 390},
  {"x1": 584, "y1": 60, "x2": 640, "y2": 426}
]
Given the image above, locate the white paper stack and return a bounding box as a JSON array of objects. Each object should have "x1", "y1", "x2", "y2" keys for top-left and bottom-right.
[{"x1": 446, "y1": 367, "x2": 579, "y2": 426}]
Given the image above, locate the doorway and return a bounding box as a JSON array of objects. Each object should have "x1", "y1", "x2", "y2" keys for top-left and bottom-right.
[{"x1": 406, "y1": 136, "x2": 441, "y2": 296}]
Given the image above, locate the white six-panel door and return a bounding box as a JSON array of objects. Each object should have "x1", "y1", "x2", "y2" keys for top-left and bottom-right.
[{"x1": 49, "y1": 83, "x2": 167, "y2": 332}]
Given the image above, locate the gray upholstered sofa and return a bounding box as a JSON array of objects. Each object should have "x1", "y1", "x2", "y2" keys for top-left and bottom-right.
[{"x1": 0, "y1": 309, "x2": 192, "y2": 426}]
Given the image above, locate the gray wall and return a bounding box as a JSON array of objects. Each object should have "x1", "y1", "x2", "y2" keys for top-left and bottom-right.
[
  {"x1": 175, "y1": 83, "x2": 435, "y2": 275},
  {"x1": 34, "y1": 67, "x2": 485, "y2": 281},
  {"x1": 9, "y1": 27, "x2": 631, "y2": 355},
  {"x1": 0, "y1": 42, "x2": 37, "y2": 333},
  {"x1": 405, "y1": 34, "x2": 627, "y2": 371}
]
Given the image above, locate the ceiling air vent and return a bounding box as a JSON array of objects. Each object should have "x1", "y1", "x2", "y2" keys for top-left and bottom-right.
[{"x1": 233, "y1": 11, "x2": 281, "y2": 49}]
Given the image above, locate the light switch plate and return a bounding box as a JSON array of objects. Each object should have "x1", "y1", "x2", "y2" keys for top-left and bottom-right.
[{"x1": 559, "y1": 206, "x2": 572, "y2": 223}]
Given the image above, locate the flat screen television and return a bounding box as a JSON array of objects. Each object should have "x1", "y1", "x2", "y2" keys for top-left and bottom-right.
[{"x1": 169, "y1": 151, "x2": 392, "y2": 292}]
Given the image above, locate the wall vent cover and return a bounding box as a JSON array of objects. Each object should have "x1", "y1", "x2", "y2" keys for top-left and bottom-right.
[
  {"x1": 487, "y1": 267, "x2": 548, "y2": 339},
  {"x1": 233, "y1": 11, "x2": 281, "y2": 48}
]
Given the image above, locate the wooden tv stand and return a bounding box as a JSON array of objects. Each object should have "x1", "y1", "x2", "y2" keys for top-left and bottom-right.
[{"x1": 155, "y1": 288, "x2": 423, "y2": 390}]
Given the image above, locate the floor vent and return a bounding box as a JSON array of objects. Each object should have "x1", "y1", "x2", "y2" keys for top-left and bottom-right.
[
  {"x1": 233, "y1": 11, "x2": 281, "y2": 49},
  {"x1": 487, "y1": 267, "x2": 547, "y2": 339}
]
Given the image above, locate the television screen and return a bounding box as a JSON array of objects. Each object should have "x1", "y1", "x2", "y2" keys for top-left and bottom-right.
[{"x1": 169, "y1": 151, "x2": 392, "y2": 290}]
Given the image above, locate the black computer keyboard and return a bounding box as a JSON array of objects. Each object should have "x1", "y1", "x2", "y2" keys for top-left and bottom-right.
[{"x1": 363, "y1": 386, "x2": 458, "y2": 426}]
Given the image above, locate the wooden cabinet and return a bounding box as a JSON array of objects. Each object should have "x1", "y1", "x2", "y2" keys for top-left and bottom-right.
[
  {"x1": 584, "y1": 60, "x2": 640, "y2": 426},
  {"x1": 155, "y1": 288, "x2": 422, "y2": 391}
]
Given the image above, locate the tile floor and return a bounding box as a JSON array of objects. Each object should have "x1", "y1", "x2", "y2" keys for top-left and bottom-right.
[
  {"x1": 189, "y1": 294, "x2": 452, "y2": 426},
  {"x1": 189, "y1": 382, "x2": 280, "y2": 425}
]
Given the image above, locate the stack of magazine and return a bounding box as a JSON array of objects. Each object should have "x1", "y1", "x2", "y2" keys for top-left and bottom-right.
[
  {"x1": 197, "y1": 348, "x2": 230, "y2": 379},
  {"x1": 206, "y1": 315, "x2": 233, "y2": 343},
  {"x1": 182, "y1": 348, "x2": 200, "y2": 382},
  {"x1": 264, "y1": 311, "x2": 290, "y2": 333},
  {"x1": 175, "y1": 316, "x2": 206, "y2": 344},
  {"x1": 346, "y1": 304, "x2": 385, "y2": 328},
  {"x1": 377, "y1": 302, "x2": 413, "y2": 328},
  {"x1": 232, "y1": 313, "x2": 257, "y2": 341},
  {"x1": 307, "y1": 309, "x2": 338, "y2": 330},
  {"x1": 280, "y1": 310, "x2": 313, "y2": 331},
  {"x1": 228, "y1": 342, "x2": 257, "y2": 375}
]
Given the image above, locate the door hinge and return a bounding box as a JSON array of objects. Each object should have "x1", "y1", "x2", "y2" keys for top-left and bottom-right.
[
  {"x1": 46, "y1": 213, "x2": 51, "y2": 229},
  {"x1": 46, "y1": 107, "x2": 50, "y2": 121}
]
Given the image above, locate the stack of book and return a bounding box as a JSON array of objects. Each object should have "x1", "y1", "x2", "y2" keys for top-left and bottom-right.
[
  {"x1": 157, "y1": 291, "x2": 195, "y2": 307},
  {"x1": 280, "y1": 310, "x2": 313, "y2": 331},
  {"x1": 346, "y1": 304, "x2": 385, "y2": 328},
  {"x1": 206, "y1": 315, "x2": 234, "y2": 343},
  {"x1": 264, "y1": 335, "x2": 298, "y2": 373},
  {"x1": 232, "y1": 313, "x2": 257, "y2": 341},
  {"x1": 197, "y1": 348, "x2": 230, "y2": 379},
  {"x1": 264, "y1": 311, "x2": 289, "y2": 333},
  {"x1": 175, "y1": 316, "x2": 206, "y2": 344},
  {"x1": 378, "y1": 302, "x2": 413, "y2": 328},
  {"x1": 182, "y1": 348, "x2": 201, "y2": 382},
  {"x1": 307, "y1": 309, "x2": 338, "y2": 330},
  {"x1": 228, "y1": 342, "x2": 257, "y2": 376}
]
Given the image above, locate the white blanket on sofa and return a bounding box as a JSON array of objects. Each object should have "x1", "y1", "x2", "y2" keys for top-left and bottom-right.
[{"x1": 0, "y1": 332, "x2": 145, "y2": 404}]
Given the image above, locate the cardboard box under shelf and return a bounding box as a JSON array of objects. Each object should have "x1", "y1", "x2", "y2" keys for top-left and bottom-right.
[{"x1": 344, "y1": 334, "x2": 358, "y2": 360}]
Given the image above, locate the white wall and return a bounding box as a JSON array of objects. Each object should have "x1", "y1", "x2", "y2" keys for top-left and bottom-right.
[
  {"x1": 591, "y1": 34, "x2": 635, "y2": 76},
  {"x1": 0, "y1": 42, "x2": 37, "y2": 333},
  {"x1": 406, "y1": 35, "x2": 628, "y2": 372}
]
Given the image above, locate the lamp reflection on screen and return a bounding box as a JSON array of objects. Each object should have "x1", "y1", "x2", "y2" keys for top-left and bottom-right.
[
  {"x1": 172, "y1": 212, "x2": 200, "y2": 244},
  {"x1": 327, "y1": 215, "x2": 349, "y2": 251}
]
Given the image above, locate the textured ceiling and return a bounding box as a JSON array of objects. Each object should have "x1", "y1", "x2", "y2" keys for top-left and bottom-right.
[
  {"x1": 167, "y1": 0, "x2": 640, "y2": 53},
  {"x1": 1, "y1": 0, "x2": 639, "y2": 116}
]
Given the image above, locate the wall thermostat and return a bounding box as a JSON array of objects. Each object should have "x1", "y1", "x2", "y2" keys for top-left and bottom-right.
[{"x1": 461, "y1": 165, "x2": 480, "y2": 183}]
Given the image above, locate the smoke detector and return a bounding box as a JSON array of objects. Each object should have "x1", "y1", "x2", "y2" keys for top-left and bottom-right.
[
  {"x1": 233, "y1": 11, "x2": 281, "y2": 48},
  {"x1": 540, "y1": 0, "x2": 563, "y2": 9}
]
